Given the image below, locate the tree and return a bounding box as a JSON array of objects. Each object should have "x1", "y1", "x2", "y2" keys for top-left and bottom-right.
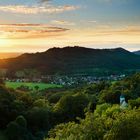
[
  {"x1": 0, "y1": 69, "x2": 7, "y2": 78},
  {"x1": 15, "y1": 69, "x2": 41, "y2": 81},
  {"x1": 15, "y1": 70, "x2": 25, "y2": 78},
  {"x1": 26, "y1": 107, "x2": 53, "y2": 133},
  {"x1": 33, "y1": 99, "x2": 49, "y2": 108},
  {"x1": 104, "y1": 109, "x2": 140, "y2": 140},
  {"x1": 47, "y1": 105, "x2": 140, "y2": 140},
  {"x1": 34, "y1": 85, "x2": 39, "y2": 91},
  {"x1": 6, "y1": 121, "x2": 19, "y2": 140},
  {"x1": 54, "y1": 94, "x2": 89, "y2": 122},
  {"x1": 129, "y1": 98, "x2": 140, "y2": 109},
  {"x1": 0, "y1": 85, "x2": 17, "y2": 128},
  {"x1": 6, "y1": 116, "x2": 35, "y2": 140},
  {"x1": 84, "y1": 81, "x2": 110, "y2": 95},
  {"x1": 0, "y1": 78, "x2": 4, "y2": 85},
  {"x1": 15, "y1": 115, "x2": 27, "y2": 128},
  {"x1": 99, "y1": 89, "x2": 121, "y2": 104}
]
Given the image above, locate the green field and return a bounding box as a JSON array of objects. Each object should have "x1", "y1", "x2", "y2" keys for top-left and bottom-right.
[{"x1": 6, "y1": 82, "x2": 62, "y2": 90}]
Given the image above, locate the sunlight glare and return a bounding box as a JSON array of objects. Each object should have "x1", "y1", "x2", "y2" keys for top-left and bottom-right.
[
  {"x1": 0, "y1": 39, "x2": 11, "y2": 52},
  {"x1": 0, "y1": 39, "x2": 9, "y2": 46}
]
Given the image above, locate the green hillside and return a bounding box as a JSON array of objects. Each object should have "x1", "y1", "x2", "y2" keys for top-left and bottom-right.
[{"x1": 0, "y1": 46, "x2": 140, "y2": 76}]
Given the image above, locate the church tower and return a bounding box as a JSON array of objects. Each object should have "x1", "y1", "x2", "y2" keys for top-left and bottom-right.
[{"x1": 120, "y1": 95, "x2": 128, "y2": 109}]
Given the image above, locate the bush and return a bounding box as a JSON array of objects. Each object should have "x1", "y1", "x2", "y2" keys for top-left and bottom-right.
[{"x1": 129, "y1": 98, "x2": 140, "y2": 109}]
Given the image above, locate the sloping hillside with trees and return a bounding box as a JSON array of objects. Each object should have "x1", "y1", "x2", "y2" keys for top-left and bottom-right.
[
  {"x1": 0, "y1": 73, "x2": 140, "y2": 140},
  {"x1": 0, "y1": 47, "x2": 140, "y2": 76}
]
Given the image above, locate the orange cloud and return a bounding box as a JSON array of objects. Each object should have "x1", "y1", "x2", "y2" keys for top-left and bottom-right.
[{"x1": 0, "y1": 24, "x2": 69, "y2": 39}]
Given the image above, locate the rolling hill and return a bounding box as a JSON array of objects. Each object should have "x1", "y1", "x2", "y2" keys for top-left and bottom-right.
[
  {"x1": 133, "y1": 51, "x2": 140, "y2": 55},
  {"x1": 0, "y1": 46, "x2": 140, "y2": 76}
]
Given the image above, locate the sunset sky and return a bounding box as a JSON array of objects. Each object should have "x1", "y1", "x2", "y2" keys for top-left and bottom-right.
[{"x1": 0, "y1": 0, "x2": 140, "y2": 52}]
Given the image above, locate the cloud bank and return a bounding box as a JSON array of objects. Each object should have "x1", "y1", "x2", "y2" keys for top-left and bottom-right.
[{"x1": 0, "y1": 24, "x2": 69, "y2": 39}]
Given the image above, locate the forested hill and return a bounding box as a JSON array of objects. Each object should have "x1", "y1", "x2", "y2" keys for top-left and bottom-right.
[
  {"x1": 0, "y1": 46, "x2": 140, "y2": 75},
  {"x1": 133, "y1": 50, "x2": 140, "y2": 55}
]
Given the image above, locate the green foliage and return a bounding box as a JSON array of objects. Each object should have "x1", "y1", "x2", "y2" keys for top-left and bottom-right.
[
  {"x1": 47, "y1": 90, "x2": 76, "y2": 104},
  {"x1": 15, "y1": 116, "x2": 27, "y2": 128},
  {"x1": 26, "y1": 107, "x2": 53, "y2": 132},
  {"x1": 98, "y1": 73, "x2": 140, "y2": 104},
  {"x1": 6, "y1": 121, "x2": 19, "y2": 140},
  {"x1": 17, "y1": 85, "x2": 31, "y2": 92},
  {"x1": 0, "y1": 78, "x2": 4, "y2": 85},
  {"x1": 1, "y1": 47, "x2": 140, "y2": 76},
  {"x1": 99, "y1": 89, "x2": 121, "y2": 104},
  {"x1": 129, "y1": 98, "x2": 140, "y2": 108},
  {"x1": 15, "y1": 69, "x2": 41, "y2": 79},
  {"x1": 0, "y1": 69, "x2": 7, "y2": 78},
  {"x1": 0, "y1": 85, "x2": 17, "y2": 128},
  {"x1": 33, "y1": 99, "x2": 49, "y2": 108},
  {"x1": 6, "y1": 116, "x2": 35, "y2": 140},
  {"x1": 47, "y1": 106, "x2": 140, "y2": 140},
  {"x1": 47, "y1": 93, "x2": 62, "y2": 104},
  {"x1": 54, "y1": 94, "x2": 89, "y2": 122},
  {"x1": 94, "y1": 103, "x2": 112, "y2": 117},
  {"x1": 84, "y1": 81, "x2": 109, "y2": 95},
  {"x1": 0, "y1": 131, "x2": 7, "y2": 140},
  {"x1": 104, "y1": 109, "x2": 140, "y2": 140},
  {"x1": 18, "y1": 93, "x2": 34, "y2": 108},
  {"x1": 34, "y1": 85, "x2": 39, "y2": 91},
  {"x1": 0, "y1": 73, "x2": 140, "y2": 140},
  {"x1": 123, "y1": 73, "x2": 140, "y2": 98}
]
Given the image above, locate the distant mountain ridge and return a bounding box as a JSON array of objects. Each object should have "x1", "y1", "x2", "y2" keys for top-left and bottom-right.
[
  {"x1": 0, "y1": 46, "x2": 140, "y2": 76},
  {"x1": 133, "y1": 51, "x2": 140, "y2": 55},
  {"x1": 0, "y1": 53, "x2": 22, "y2": 59}
]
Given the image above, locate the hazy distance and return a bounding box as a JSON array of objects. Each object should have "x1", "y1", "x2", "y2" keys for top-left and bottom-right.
[{"x1": 0, "y1": 53, "x2": 22, "y2": 59}]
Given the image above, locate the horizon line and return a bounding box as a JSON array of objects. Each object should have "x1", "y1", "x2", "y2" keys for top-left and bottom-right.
[{"x1": 0, "y1": 46, "x2": 139, "y2": 53}]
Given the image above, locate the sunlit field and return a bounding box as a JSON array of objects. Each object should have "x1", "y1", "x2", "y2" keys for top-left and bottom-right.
[{"x1": 6, "y1": 82, "x2": 62, "y2": 91}]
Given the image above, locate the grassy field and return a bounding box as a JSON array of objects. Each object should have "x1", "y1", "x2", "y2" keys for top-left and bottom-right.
[{"x1": 6, "y1": 82, "x2": 62, "y2": 90}]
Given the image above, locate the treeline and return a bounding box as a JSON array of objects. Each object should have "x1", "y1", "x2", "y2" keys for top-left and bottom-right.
[{"x1": 0, "y1": 73, "x2": 140, "y2": 140}]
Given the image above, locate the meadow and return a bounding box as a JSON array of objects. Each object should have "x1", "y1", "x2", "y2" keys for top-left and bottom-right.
[{"x1": 5, "y1": 81, "x2": 62, "y2": 91}]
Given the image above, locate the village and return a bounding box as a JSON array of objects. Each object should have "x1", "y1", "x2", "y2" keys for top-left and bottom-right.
[{"x1": 5, "y1": 74, "x2": 126, "y2": 86}]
